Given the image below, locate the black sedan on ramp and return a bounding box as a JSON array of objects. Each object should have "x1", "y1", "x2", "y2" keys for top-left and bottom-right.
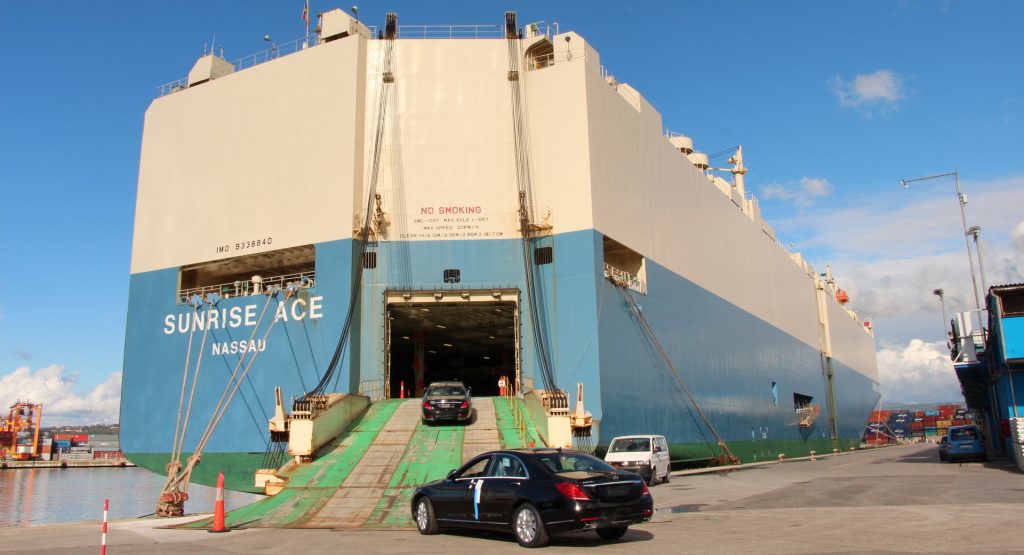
[
  {"x1": 421, "y1": 381, "x2": 473, "y2": 424},
  {"x1": 411, "y1": 449, "x2": 653, "y2": 547}
]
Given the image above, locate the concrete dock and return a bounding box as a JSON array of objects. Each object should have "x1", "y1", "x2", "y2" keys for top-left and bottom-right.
[{"x1": 0, "y1": 443, "x2": 1020, "y2": 554}]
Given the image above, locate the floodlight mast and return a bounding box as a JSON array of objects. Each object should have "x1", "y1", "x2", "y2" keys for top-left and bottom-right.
[{"x1": 900, "y1": 171, "x2": 984, "y2": 330}]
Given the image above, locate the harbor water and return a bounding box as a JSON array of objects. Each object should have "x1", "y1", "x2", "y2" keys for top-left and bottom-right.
[{"x1": 0, "y1": 466, "x2": 260, "y2": 527}]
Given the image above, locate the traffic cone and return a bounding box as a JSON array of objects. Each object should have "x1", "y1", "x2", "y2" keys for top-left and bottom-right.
[
  {"x1": 400, "y1": 381, "x2": 405, "y2": 399},
  {"x1": 208, "y1": 471, "x2": 230, "y2": 533}
]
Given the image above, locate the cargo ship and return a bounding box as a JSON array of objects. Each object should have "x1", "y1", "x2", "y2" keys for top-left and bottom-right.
[{"x1": 121, "y1": 9, "x2": 879, "y2": 494}]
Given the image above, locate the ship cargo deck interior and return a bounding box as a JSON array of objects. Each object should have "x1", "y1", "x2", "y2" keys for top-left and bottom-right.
[{"x1": 386, "y1": 296, "x2": 519, "y2": 397}]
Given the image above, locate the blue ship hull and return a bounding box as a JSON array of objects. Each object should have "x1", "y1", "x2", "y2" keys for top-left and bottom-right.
[{"x1": 121, "y1": 231, "x2": 878, "y2": 491}]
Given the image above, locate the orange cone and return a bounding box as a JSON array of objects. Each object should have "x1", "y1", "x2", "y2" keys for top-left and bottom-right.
[{"x1": 208, "y1": 471, "x2": 230, "y2": 533}]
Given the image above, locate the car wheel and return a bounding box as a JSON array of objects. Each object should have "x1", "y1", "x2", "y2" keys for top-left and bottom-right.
[
  {"x1": 414, "y1": 497, "x2": 439, "y2": 535},
  {"x1": 645, "y1": 467, "x2": 657, "y2": 487},
  {"x1": 513, "y1": 503, "x2": 549, "y2": 548},
  {"x1": 596, "y1": 526, "x2": 628, "y2": 540},
  {"x1": 662, "y1": 468, "x2": 671, "y2": 484}
]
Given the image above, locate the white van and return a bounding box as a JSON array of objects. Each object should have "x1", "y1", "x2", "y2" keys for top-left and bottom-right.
[{"x1": 604, "y1": 435, "x2": 671, "y2": 486}]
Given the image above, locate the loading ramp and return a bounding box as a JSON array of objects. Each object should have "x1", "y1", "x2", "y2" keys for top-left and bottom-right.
[{"x1": 182, "y1": 397, "x2": 543, "y2": 530}]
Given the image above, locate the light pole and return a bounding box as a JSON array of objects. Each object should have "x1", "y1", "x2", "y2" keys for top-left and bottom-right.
[
  {"x1": 901, "y1": 171, "x2": 983, "y2": 329},
  {"x1": 966, "y1": 225, "x2": 989, "y2": 295},
  {"x1": 934, "y1": 288, "x2": 949, "y2": 348}
]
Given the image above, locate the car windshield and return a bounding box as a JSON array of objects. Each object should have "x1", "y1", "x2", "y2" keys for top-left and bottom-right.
[
  {"x1": 535, "y1": 453, "x2": 615, "y2": 474},
  {"x1": 426, "y1": 386, "x2": 465, "y2": 397},
  {"x1": 951, "y1": 428, "x2": 978, "y2": 441},
  {"x1": 609, "y1": 438, "x2": 652, "y2": 453}
]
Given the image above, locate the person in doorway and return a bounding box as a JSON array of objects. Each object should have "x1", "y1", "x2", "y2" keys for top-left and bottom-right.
[{"x1": 498, "y1": 375, "x2": 507, "y2": 396}]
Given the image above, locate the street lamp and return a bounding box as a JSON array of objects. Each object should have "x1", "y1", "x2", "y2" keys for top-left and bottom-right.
[
  {"x1": 264, "y1": 35, "x2": 277, "y2": 59},
  {"x1": 901, "y1": 171, "x2": 983, "y2": 329},
  {"x1": 933, "y1": 288, "x2": 949, "y2": 348}
]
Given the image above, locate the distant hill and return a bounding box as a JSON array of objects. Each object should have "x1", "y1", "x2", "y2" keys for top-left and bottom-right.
[
  {"x1": 880, "y1": 401, "x2": 964, "y2": 411},
  {"x1": 43, "y1": 423, "x2": 120, "y2": 436}
]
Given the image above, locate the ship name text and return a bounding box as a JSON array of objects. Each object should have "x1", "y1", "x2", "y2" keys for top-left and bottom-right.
[{"x1": 163, "y1": 297, "x2": 324, "y2": 335}]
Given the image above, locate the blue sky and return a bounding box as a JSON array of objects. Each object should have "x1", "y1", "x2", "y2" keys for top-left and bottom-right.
[{"x1": 1, "y1": 1, "x2": 1022, "y2": 423}]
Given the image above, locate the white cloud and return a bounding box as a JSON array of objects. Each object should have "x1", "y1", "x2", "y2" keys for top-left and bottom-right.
[
  {"x1": 0, "y1": 365, "x2": 121, "y2": 426},
  {"x1": 759, "y1": 177, "x2": 832, "y2": 207},
  {"x1": 775, "y1": 176, "x2": 1024, "y2": 316},
  {"x1": 876, "y1": 339, "x2": 962, "y2": 403},
  {"x1": 829, "y1": 69, "x2": 905, "y2": 114},
  {"x1": 1013, "y1": 221, "x2": 1024, "y2": 253}
]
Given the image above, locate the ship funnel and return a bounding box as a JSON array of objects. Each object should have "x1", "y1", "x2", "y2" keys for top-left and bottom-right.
[
  {"x1": 668, "y1": 135, "x2": 693, "y2": 154},
  {"x1": 687, "y1": 152, "x2": 709, "y2": 170}
]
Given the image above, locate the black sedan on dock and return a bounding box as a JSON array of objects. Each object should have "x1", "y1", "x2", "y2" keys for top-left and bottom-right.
[{"x1": 411, "y1": 449, "x2": 653, "y2": 547}]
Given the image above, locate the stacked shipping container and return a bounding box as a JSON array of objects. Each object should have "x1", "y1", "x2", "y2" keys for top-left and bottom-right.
[{"x1": 864, "y1": 405, "x2": 975, "y2": 444}]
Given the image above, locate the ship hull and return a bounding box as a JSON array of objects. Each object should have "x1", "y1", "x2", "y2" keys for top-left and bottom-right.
[
  {"x1": 123, "y1": 23, "x2": 879, "y2": 493},
  {"x1": 122, "y1": 232, "x2": 877, "y2": 492}
]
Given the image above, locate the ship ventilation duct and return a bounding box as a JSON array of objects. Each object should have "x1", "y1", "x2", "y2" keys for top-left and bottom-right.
[
  {"x1": 319, "y1": 9, "x2": 370, "y2": 42},
  {"x1": 668, "y1": 135, "x2": 693, "y2": 155},
  {"x1": 187, "y1": 54, "x2": 234, "y2": 87},
  {"x1": 687, "y1": 152, "x2": 709, "y2": 170}
]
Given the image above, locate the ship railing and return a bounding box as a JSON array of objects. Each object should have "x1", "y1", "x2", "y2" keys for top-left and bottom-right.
[
  {"x1": 390, "y1": 24, "x2": 503, "y2": 39},
  {"x1": 177, "y1": 271, "x2": 316, "y2": 304},
  {"x1": 157, "y1": 34, "x2": 316, "y2": 97},
  {"x1": 603, "y1": 263, "x2": 646, "y2": 295},
  {"x1": 526, "y1": 47, "x2": 588, "y2": 71},
  {"x1": 157, "y1": 20, "x2": 550, "y2": 97},
  {"x1": 157, "y1": 78, "x2": 189, "y2": 97},
  {"x1": 504, "y1": 379, "x2": 529, "y2": 447},
  {"x1": 231, "y1": 35, "x2": 316, "y2": 73}
]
